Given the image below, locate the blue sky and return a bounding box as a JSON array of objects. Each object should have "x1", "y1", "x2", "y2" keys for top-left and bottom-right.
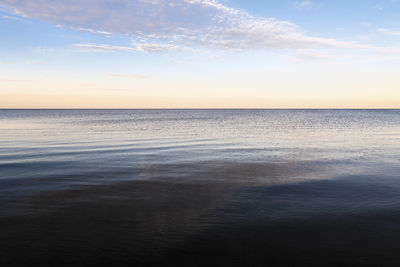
[{"x1": 1, "y1": 0, "x2": 400, "y2": 108}]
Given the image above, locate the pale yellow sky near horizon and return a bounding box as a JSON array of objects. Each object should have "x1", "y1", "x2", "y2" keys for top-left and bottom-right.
[{"x1": 1, "y1": 61, "x2": 399, "y2": 109}]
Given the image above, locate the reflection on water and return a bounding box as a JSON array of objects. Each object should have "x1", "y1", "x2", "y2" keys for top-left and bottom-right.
[{"x1": 0, "y1": 109, "x2": 400, "y2": 266}]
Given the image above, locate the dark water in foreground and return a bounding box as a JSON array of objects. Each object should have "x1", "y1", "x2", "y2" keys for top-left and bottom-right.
[{"x1": 1, "y1": 109, "x2": 400, "y2": 266}]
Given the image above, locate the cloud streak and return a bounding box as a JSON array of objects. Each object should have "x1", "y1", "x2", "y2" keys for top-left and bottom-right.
[
  {"x1": 294, "y1": 1, "x2": 314, "y2": 10},
  {"x1": 377, "y1": 28, "x2": 400, "y2": 36},
  {"x1": 0, "y1": 79, "x2": 31, "y2": 82},
  {"x1": 108, "y1": 73, "x2": 150, "y2": 79},
  {"x1": 0, "y1": 0, "x2": 398, "y2": 54},
  {"x1": 73, "y1": 43, "x2": 135, "y2": 52}
]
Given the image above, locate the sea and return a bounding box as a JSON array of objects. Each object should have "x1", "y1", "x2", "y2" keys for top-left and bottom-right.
[{"x1": 0, "y1": 109, "x2": 400, "y2": 266}]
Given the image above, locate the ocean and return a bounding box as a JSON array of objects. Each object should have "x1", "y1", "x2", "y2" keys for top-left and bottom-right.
[{"x1": 1, "y1": 109, "x2": 400, "y2": 266}]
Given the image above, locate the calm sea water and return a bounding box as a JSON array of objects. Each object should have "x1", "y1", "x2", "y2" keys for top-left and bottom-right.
[{"x1": 1, "y1": 109, "x2": 400, "y2": 266}]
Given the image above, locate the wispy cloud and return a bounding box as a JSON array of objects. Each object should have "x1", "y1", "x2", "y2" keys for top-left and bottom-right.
[
  {"x1": 294, "y1": 1, "x2": 314, "y2": 10},
  {"x1": 133, "y1": 42, "x2": 179, "y2": 53},
  {"x1": 108, "y1": 73, "x2": 150, "y2": 79},
  {"x1": 34, "y1": 46, "x2": 57, "y2": 54},
  {"x1": 293, "y1": 49, "x2": 331, "y2": 61},
  {"x1": 372, "y1": 5, "x2": 384, "y2": 11},
  {"x1": 0, "y1": 79, "x2": 31, "y2": 82},
  {"x1": 71, "y1": 26, "x2": 113, "y2": 37},
  {"x1": 0, "y1": 13, "x2": 29, "y2": 22},
  {"x1": 0, "y1": 0, "x2": 397, "y2": 55},
  {"x1": 377, "y1": 28, "x2": 400, "y2": 36},
  {"x1": 1, "y1": 13, "x2": 18, "y2": 19},
  {"x1": 360, "y1": 22, "x2": 371, "y2": 27},
  {"x1": 73, "y1": 43, "x2": 135, "y2": 52},
  {"x1": 55, "y1": 24, "x2": 113, "y2": 37}
]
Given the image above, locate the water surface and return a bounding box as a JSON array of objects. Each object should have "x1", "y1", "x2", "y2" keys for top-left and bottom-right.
[{"x1": 1, "y1": 109, "x2": 400, "y2": 266}]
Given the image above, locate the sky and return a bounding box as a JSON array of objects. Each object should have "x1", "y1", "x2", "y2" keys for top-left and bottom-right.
[{"x1": 1, "y1": 0, "x2": 400, "y2": 108}]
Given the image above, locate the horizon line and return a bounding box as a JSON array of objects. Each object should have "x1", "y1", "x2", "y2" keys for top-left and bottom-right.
[{"x1": 1, "y1": 108, "x2": 399, "y2": 110}]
